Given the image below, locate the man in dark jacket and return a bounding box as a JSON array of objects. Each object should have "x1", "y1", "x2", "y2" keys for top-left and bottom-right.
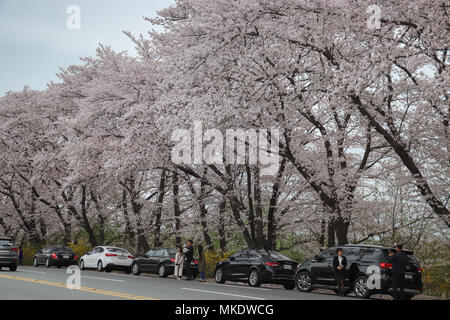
[
  {"x1": 388, "y1": 244, "x2": 407, "y2": 300},
  {"x1": 184, "y1": 240, "x2": 194, "y2": 280}
]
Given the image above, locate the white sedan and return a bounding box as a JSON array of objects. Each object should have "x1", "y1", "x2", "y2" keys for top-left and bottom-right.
[{"x1": 79, "y1": 246, "x2": 134, "y2": 273}]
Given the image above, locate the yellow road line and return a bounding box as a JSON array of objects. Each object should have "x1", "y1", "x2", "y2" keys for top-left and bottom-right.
[{"x1": 0, "y1": 274, "x2": 158, "y2": 300}]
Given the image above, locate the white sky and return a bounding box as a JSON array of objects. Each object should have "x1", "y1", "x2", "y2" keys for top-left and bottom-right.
[{"x1": 0, "y1": 0, "x2": 173, "y2": 95}]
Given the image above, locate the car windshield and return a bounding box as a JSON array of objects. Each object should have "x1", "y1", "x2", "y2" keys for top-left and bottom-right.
[
  {"x1": 54, "y1": 247, "x2": 73, "y2": 252},
  {"x1": 0, "y1": 240, "x2": 14, "y2": 246},
  {"x1": 258, "y1": 250, "x2": 291, "y2": 260},
  {"x1": 106, "y1": 248, "x2": 129, "y2": 254},
  {"x1": 167, "y1": 248, "x2": 177, "y2": 255}
]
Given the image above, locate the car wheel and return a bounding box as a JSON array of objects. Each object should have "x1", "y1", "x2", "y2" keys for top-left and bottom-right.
[
  {"x1": 33, "y1": 258, "x2": 38, "y2": 267},
  {"x1": 158, "y1": 264, "x2": 168, "y2": 278},
  {"x1": 353, "y1": 275, "x2": 371, "y2": 299},
  {"x1": 296, "y1": 272, "x2": 313, "y2": 292},
  {"x1": 97, "y1": 260, "x2": 104, "y2": 272},
  {"x1": 80, "y1": 260, "x2": 85, "y2": 270},
  {"x1": 248, "y1": 269, "x2": 261, "y2": 287},
  {"x1": 9, "y1": 264, "x2": 17, "y2": 271},
  {"x1": 283, "y1": 281, "x2": 295, "y2": 290},
  {"x1": 45, "y1": 258, "x2": 51, "y2": 268},
  {"x1": 215, "y1": 268, "x2": 225, "y2": 284},
  {"x1": 132, "y1": 263, "x2": 141, "y2": 275}
]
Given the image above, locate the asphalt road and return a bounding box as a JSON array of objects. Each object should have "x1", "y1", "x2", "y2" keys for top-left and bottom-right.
[{"x1": 0, "y1": 266, "x2": 357, "y2": 300}]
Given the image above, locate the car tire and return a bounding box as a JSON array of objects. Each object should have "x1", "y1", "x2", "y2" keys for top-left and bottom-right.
[
  {"x1": 45, "y1": 258, "x2": 51, "y2": 268},
  {"x1": 214, "y1": 267, "x2": 226, "y2": 284},
  {"x1": 158, "y1": 264, "x2": 168, "y2": 278},
  {"x1": 132, "y1": 263, "x2": 141, "y2": 276},
  {"x1": 295, "y1": 271, "x2": 313, "y2": 292},
  {"x1": 33, "y1": 258, "x2": 38, "y2": 267},
  {"x1": 283, "y1": 281, "x2": 295, "y2": 290},
  {"x1": 80, "y1": 260, "x2": 85, "y2": 270},
  {"x1": 97, "y1": 260, "x2": 104, "y2": 272},
  {"x1": 9, "y1": 263, "x2": 17, "y2": 271},
  {"x1": 248, "y1": 269, "x2": 262, "y2": 287},
  {"x1": 353, "y1": 275, "x2": 371, "y2": 299}
]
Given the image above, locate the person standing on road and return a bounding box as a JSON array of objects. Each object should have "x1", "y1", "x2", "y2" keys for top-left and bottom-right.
[
  {"x1": 197, "y1": 245, "x2": 206, "y2": 282},
  {"x1": 184, "y1": 240, "x2": 194, "y2": 280},
  {"x1": 389, "y1": 244, "x2": 407, "y2": 300},
  {"x1": 333, "y1": 248, "x2": 347, "y2": 297},
  {"x1": 18, "y1": 246, "x2": 24, "y2": 266},
  {"x1": 174, "y1": 246, "x2": 184, "y2": 279}
]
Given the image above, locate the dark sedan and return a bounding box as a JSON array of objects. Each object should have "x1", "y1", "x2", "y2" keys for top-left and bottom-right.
[
  {"x1": 33, "y1": 246, "x2": 78, "y2": 268},
  {"x1": 131, "y1": 248, "x2": 198, "y2": 279},
  {"x1": 0, "y1": 237, "x2": 18, "y2": 271},
  {"x1": 214, "y1": 250, "x2": 298, "y2": 289}
]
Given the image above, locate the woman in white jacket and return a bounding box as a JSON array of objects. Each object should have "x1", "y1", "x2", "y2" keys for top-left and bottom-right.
[{"x1": 174, "y1": 246, "x2": 184, "y2": 279}]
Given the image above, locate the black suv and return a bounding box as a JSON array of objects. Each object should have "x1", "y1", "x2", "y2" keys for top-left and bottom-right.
[
  {"x1": 0, "y1": 237, "x2": 18, "y2": 271},
  {"x1": 214, "y1": 250, "x2": 298, "y2": 289},
  {"x1": 131, "y1": 248, "x2": 199, "y2": 279},
  {"x1": 294, "y1": 244, "x2": 423, "y2": 299}
]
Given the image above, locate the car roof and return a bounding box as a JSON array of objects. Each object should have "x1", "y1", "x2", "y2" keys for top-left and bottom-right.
[{"x1": 343, "y1": 244, "x2": 413, "y2": 253}]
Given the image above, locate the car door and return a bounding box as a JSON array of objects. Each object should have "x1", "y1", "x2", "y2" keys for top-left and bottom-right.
[
  {"x1": 151, "y1": 249, "x2": 165, "y2": 272},
  {"x1": 139, "y1": 250, "x2": 154, "y2": 272},
  {"x1": 86, "y1": 247, "x2": 99, "y2": 267},
  {"x1": 225, "y1": 251, "x2": 246, "y2": 280},
  {"x1": 311, "y1": 248, "x2": 334, "y2": 285}
]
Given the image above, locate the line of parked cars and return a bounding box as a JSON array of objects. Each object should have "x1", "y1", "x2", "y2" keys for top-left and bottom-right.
[{"x1": 2, "y1": 236, "x2": 424, "y2": 299}]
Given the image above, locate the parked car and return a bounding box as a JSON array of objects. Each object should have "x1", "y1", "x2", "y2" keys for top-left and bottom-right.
[
  {"x1": 132, "y1": 248, "x2": 199, "y2": 279},
  {"x1": 214, "y1": 250, "x2": 298, "y2": 289},
  {"x1": 33, "y1": 246, "x2": 78, "y2": 268},
  {"x1": 0, "y1": 237, "x2": 18, "y2": 271},
  {"x1": 79, "y1": 246, "x2": 134, "y2": 273},
  {"x1": 294, "y1": 244, "x2": 423, "y2": 299}
]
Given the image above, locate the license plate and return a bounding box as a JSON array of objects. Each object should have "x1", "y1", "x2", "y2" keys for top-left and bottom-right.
[
  {"x1": 283, "y1": 264, "x2": 292, "y2": 270},
  {"x1": 405, "y1": 273, "x2": 413, "y2": 280},
  {"x1": 118, "y1": 255, "x2": 126, "y2": 259},
  {"x1": 63, "y1": 255, "x2": 69, "y2": 259}
]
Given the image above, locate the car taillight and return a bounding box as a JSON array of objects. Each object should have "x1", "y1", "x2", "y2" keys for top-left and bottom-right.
[
  {"x1": 51, "y1": 252, "x2": 58, "y2": 259},
  {"x1": 74, "y1": 255, "x2": 78, "y2": 260},
  {"x1": 194, "y1": 260, "x2": 198, "y2": 264},
  {"x1": 379, "y1": 262, "x2": 392, "y2": 269},
  {"x1": 171, "y1": 258, "x2": 175, "y2": 262},
  {"x1": 128, "y1": 255, "x2": 134, "y2": 259},
  {"x1": 266, "y1": 262, "x2": 280, "y2": 267},
  {"x1": 11, "y1": 247, "x2": 18, "y2": 252},
  {"x1": 417, "y1": 267, "x2": 423, "y2": 273},
  {"x1": 105, "y1": 253, "x2": 117, "y2": 257}
]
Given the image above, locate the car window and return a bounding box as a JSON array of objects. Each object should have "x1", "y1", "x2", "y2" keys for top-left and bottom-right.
[
  {"x1": 0, "y1": 240, "x2": 14, "y2": 246},
  {"x1": 319, "y1": 248, "x2": 334, "y2": 260},
  {"x1": 342, "y1": 247, "x2": 360, "y2": 260},
  {"x1": 145, "y1": 250, "x2": 155, "y2": 257},
  {"x1": 260, "y1": 251, "x2": 291, "y2": 260},
  {"x1": 166, "y1": 248, "x2": 177, "y2": 255},
  {"x1": 155, "y1": 249, "x2": 165, "y2": 257},
  {"x1": 231, "y1": 252, "x2": 242, "y2": 259},
  {"x1": 106, "y1": 248, "x2": 127, "y2": 253}
]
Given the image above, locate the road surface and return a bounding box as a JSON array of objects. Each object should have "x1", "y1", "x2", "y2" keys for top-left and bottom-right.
[{"x1": 0, "y1": 266, "x2": 357, "y2": 300}]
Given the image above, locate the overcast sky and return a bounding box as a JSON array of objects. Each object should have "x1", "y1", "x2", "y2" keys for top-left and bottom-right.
[{"x1": 0, "y1": 0, "x2": 172, "y2": 95}]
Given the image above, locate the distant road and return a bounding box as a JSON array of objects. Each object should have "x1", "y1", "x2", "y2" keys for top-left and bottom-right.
[{"x1": 0, "y1": 266, "x2": 355, "y2": 300}]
